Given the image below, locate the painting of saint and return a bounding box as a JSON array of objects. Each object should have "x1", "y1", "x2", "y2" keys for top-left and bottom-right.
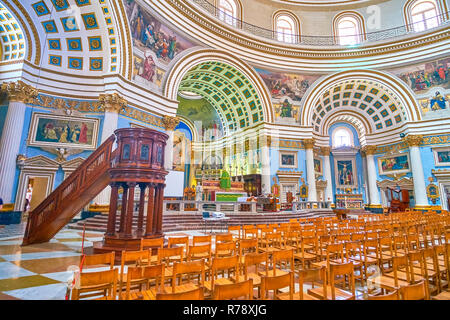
[
  {"x1": 280, "y1": 153, "x2": 296, "y2": 168},
  {"x1": 280, "y1": 99, "x2": 293, "y2": 118},
  {"x1": 337, "y1": 160, "x2": 354, "y2": 186},
  {"x1": 378, "y1": 154, "x2": 410, "y2": 175},
  {"x1": 314, "y1": 159, "x2": 322, "y2": 175},
  {"x1": 430, "y1": 91, "x2": 447, "y2": 110},
  {"x1": 30, "y1": 113, "x2": 98, "y2": 150}
]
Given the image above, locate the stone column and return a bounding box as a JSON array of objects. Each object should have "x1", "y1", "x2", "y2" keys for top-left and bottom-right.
[
  {"x1": 320, "y1": 146, "x2": 334, "y2": 205},
  {"x1": 145, "y1": 185, "x2": 155, "y2": 237},
  {"x1": 93, "y1": 93, "x2": 127, "y2": 205},
  {"x1": 162, "y1": 116, "x2": 180, "y2": 171},
  {"x1": 304, "y1": 139, "x2": 317, "y2": 203},
  {"x1": 0, "y1": 81, "x2": 38, "y2": 204},
  {"x1": 261, "y1": 135, "x2": 271, "y2": 194},
  {"x1": 124, "y1": 182, "x2": 136, "y2": 238},
  {"x1": 405, "y1": 135, "x2": 429, "y2": 208},
  {"x1": 362, "y1": 145, "x2": 381, "y2": 209},
  {"x1": 105, "y1": 183, "x2": 119, "y2": 236}
]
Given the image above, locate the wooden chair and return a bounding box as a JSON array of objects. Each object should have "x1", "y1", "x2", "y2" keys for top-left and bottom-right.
[
  {"x1": 123, "y1": 264, "x2": 165, "y2": 300},
  {"x1": 294, "y1": 234, "x2": 318, "y2": 269},
  {"x1": 171, "y1": 259, "x2": 205, "y2": 294},
  {"x1": 215, "y1": 241, "x2": 237, "y2": 258},
  {"x1": 271, "y1": 249, "x2": 294, "y2": 277},
  {"x1": 213, "y1": 279, "x2": 253, "y2": 300},
  {"x1": 119, "y1": 250, "x2": 150, "y2": 294},
  {"x1": 243, "y1": 252, "x2": 269, "y2": 298},
  {"x1": 156, "y1": 287, "x2": 204, "y2": 300},
  {"x1": 259, "y1": 232, "x2": 283, "y2": 254},
  {"x1": 434, "y1": 244, "x2": 449, "y2": 292},
  {"x1": 81, "y1": 252, "x2": 115, "y2": 271},
  {"x1": 216, "y1": 233, "x2": 234, "y2": 244},
  {"x1": 140, "y1": 238, "x2": 164, "y2": 265},
  {"x1": 204, "y1": 255, "x2": 240, "y2": 294},
  {"x1": 187, "y1": 243, "x2": 212, "y2": 264},
  {"x1": 261, "y1": 272, "x2": 294, "y2": 300},
  {"x1": 368, "y1": 255, "x2": 411, "y2": 294},
  {"x1": 157, "y1": 246, "x2": 184, "y2": 278},
  {"x1": 167, "y1": 236, "x2": 189, "y2": 261},
  {"x1": 378, "y1": 237, "x2": 394, "y2": 273},
  {"x1": 309, "y1": 262, "x2": 356, "y2": 300},
  {"x1": 228, "y1": 225, "x2": 241, "y2": 240},
  {"x1": 399, "y1": 280, "x2": 429, "y2": 300},
  {"x1": 238, "y1": 238, "x2": 258, "y2": 266},
  {"x1": 367, "y1": 290, "x2": 399, "y2": 300},
  {"x1": 344, "y1": 241, "x2": 364, "y2": 285},
  {"x1": 279, "y1": 266, "x2": 327, "y2": 300},
  {"x1": 71, "y1": 269, "x2": 118, "y2": 300}
]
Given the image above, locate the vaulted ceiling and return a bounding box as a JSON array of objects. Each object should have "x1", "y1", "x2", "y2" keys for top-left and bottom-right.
[{"x1": 0, "y1": 3, "x2": 25, "y2": 61}]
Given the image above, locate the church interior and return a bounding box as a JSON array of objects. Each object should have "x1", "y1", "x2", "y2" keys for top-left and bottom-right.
[{"x1": 0, "y1": 0, "x2": 449, "y2": 301}]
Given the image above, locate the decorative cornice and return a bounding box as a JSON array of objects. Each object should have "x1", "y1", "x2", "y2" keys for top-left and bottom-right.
[
  {"x1": 319, "y1": 146, "x2": 331, "y2": 156},
  {"x1": 1, "y1": 80, "x2": 38, "y2": 103},
  {"x1": 303, "y1": 138, "x2": 315, "y2": 149},
  {"x1": 404, "y1": 134, "x2": 423, "y2": 147},
  {"x1": 99, "y1": 93, "x2": 127, "y2": 114},
  {"x1": 361, "y1": 145, "x2": 377, "y2": 155},
  {"x1": 162, "y1": 115, "x2": 180, "y2": 131}
]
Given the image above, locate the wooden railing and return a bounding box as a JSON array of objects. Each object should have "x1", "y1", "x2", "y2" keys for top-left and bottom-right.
[{"x1": 22, "y1": 135, "x2": 116, "y2": 245}]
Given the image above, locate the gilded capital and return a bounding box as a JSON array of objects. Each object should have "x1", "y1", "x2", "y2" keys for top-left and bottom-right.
[
  {"x1": 404, "y1": 134, "x2": 423, "y2": 147},
  {"x1": 1, "y1": 80, "x2": 38, "y2": 103},
  {"x1": 319, "y1": 146, "x2": 331, "y2": 156},
  {"x1": 361, "y1": 145, "x2": 377, "y2": 155},
  {"x1": 99, "y1": 93, "x2": 127, "y2": 113},
  {"x1": 303, "y1": 138, "x2": 315, "y2": 149},
  {"x1": 162, "y1": 115, "x2": 180, "y2": 131}
]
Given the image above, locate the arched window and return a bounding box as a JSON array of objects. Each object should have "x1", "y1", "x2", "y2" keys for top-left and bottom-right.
[
  {"x1": 410, "y1": 0, "x2": 440, "y2": 31},
  {"x1": 276, "y1": 15, "x2": 296, "y2": 43},
  {"x1": 333, "y1": 128, "x2": 353, "y2": 148},
  {"x1": 333, "y1": 12, "x2": 365, "y2": 45},
  {"x1": 218, "y1": 0, "x2": 238, "y2": 27}
]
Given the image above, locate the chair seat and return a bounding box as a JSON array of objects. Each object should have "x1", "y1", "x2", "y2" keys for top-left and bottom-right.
[
  {"x1": 432, "y1": 290, "x2": 450, "y2": 300},
  {"x1": 384, "y1": 270, "x2": 424, "y2": 282},
  {"x1": 204, "y1": 277, "x2": 235, "y2": 291},
  {"x1": 294, "y1": 252, "x2": 316, "y2": 261},
  {"x1": 277, "y1": 291, "x2": 320, "y2": 300},
  {"x1": 190, "y1": 253, "x2": 210, "y2": 260},
  {"x1": 307, "y1": 286, "x2": 354, "y2": 300},
  {"x1": 173, "y1": 283, "x2": 199, "y2": 293},
  {"x1": 123, "y1": 289, "x2": 157, "y2": 300},
  {"x1": 368, "y1": 275, "x2": 409, "y2": 291},
  {"x1": 246, "y1": 273, "x2": 262, "y2": 286}
]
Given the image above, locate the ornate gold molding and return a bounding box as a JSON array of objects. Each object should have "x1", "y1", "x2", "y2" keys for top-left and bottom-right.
[
  {"x1": 99, "y1": 93, "x2": 127, "y2": 113},
  {"x1": 1, "y1": 80, "x2": 38, "y2": 103},
  {"x1": 162, "y1": 115, "x2": 180, "y2": 131},
  {"x1": 404, "y1": 134, "x2": 423, "y2": 147},
  {"x1": 303, "y1": 138, "x2": 315, "y2": 149},
  {"x1": 319, "y1": 146, "x2": 331, "y2": 156},
  {"x1": 361, "y1": 145, "x2": 377, "y2": 155}
]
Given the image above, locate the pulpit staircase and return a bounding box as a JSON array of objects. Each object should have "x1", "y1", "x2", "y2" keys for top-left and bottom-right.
[{"x1": 22, "y1": 135, "x2": 116, "y2": 246}]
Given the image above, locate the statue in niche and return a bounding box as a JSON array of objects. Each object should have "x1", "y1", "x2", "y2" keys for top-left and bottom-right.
[
  {"x1": 430, "y1": 91, "x2": 447, "y2": 110},
  {"x1": 280, "y1": 99, "x2": 293, "y2": 118}
]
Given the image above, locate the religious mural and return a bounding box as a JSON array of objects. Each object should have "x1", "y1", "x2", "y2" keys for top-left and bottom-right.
[
  {"x1": 255, "y1": 68, "x2": 320, "y2": 103},
  {"x1": 378, "y1": 154, "x2": 410, "y2": 175},
  {"x1": 433, "y1": 147, "x2": 450, "y2": 166},
  {"x1": 28, "y1": 113, "x2": 99, "y2": 150},
  {"x1": 391, "y1": 57, "x2": 450, "y2": 94},
  {"x1": 176, "y1": 96, "x2": 224, "y2": 141},
  {"x1": 124, "y1": 0, "x2": 194, "y2": 65},
  {"x1": 279, "y1": 151, "x2": 297, "y2": 168},
  {"x1": 173, "y1": 130, "x2": 191, "y2": 171},
  {"x1": 132, "y1": 53, "x2": 165, "y2": 88},
  {"x1": 273, "y1": 99, "x2": 300, "y2": 123},
  {"x1": 314, "y1": 158, "x2": 323, "y2": 175}
]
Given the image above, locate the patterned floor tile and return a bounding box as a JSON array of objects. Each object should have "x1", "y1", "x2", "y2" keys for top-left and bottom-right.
[
  {"x1": 1, "y1": 250, "x2": 80, "y2": 262},
  {"x1": 0, "y1": 262, "x2": 36, "y2": 280},
  {"x1": 0, "y1": 275, "x2": 60, "y2": 292},
  {"x1": 3, "y1": 283, "x2": 68, "y2": 300},
  {"x1": 11, "y1": 256, "x2": 82, "y2": 274}
]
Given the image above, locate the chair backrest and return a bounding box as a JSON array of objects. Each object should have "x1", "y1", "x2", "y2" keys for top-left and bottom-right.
[
  {"x1": 326, "y1": 243, "x2": 344, "y2": 263},
  {"x1": 156, "y1": 287, "x2": 204, "y2": 300},
  {"x1": 399, "y1": 280, "x2": 429, "y2": 300},
  {"x1": 168, "y1": 236, "x2": 189, "y2": 259},
  {"x1": 407, "y1": 250, "x2": 428, "y2": 283},
  {"x1": 392, "y1": 255, "x2": 411, "y2": 286},
  {"x1": 228, "y1": 225, "x2": 241, "y2": 239},
  {"x1": 216, "y1": 233, "x2": 234, "y2": 243},
  {"x1": 158, "y1": 246, "x2": 183, "y2": 266},
  {"x1": 261, "y1": 272, "x2": 294, "y2": 300},
  {"x1": 193, "y1": 235, "x2": 212, "y2": 246},
  {"x1": 120, "y1": 250, "x2": 150, "y2": 284},
  {"x1": 244, "y1": 252, "x2": 269, "y2": 279},
  {"x1": 172, "y1": 260, "x2": 205, "y2": 292},
  {"x1": 329, "y1": 262, "x2": 356, "y2": 300},
  {"x1": 124, "y1": 264, "x2": 164, "y2": 299},
  {"x1": 298, "y1": 266, "x2": 326, "y2": 300},
  {"x1": 83, "y1": 252, "x2": 115, "y2": 270},
  {"x1": 215, "y1": 241, "x2": 237, "y2": 257},
  {"x1": 71, "y1": 269, "x2": 118, "y2": 300},
  {"x1": 188, "y1": 243, "x2": 212, "y2": 261},
  {"x1": 213, "y1": 279, "x2": 253, "y2": 300},
  {"x1": 271, "y1": 249, "x2": 294, "y2": 275},
  {"x1": 140, "y1": 238, "x2": 164, "y2": 252},
  {"x1": 239, "y1": 238, "x2": 258, "y2": 256},
  {"x1": 367, "y1": 290, "x2": 399, "y2": 300}
]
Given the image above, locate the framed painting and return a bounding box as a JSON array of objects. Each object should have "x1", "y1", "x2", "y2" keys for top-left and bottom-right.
[
  {"x1": 334, "y1": 158, "x2": 357, "y2": 188},
  {"x1": 28, "y1": 112, "x2": 99, "y2": 150},
  {"x1": 433, "y1": 147, "x2": 450, "y2": 167},
  {"x1": 378, "y1": 153, "x2": 411, "y2": 175},
  {"x1": 314, "y1": 158, "x2": 323, "y2": 175},
  {"x1": 279, "y1": 151, "x2": 297, "y2": 169}
]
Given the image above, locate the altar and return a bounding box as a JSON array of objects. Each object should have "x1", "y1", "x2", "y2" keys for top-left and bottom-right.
[{"x1": 335, "y1": 193, "x2": 363, "y2": 209}]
